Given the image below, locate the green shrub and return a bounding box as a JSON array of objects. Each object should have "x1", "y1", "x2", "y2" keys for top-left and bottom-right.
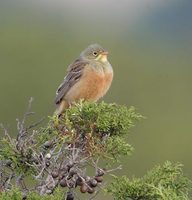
[{"x1": 107, "y1": 161, "x2": 192, "y2": 200}]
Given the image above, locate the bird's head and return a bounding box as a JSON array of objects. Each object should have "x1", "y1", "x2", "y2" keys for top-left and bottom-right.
[{"x1": 80, "y1": 44, "x2": 109, "y2": 63}]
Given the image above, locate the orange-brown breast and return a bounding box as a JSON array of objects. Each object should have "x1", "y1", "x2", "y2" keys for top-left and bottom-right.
[{"x1": 65, "y1": 65, "x2": 113, "y2": 102}]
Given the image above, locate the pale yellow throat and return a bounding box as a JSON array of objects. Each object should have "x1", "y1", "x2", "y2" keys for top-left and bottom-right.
[{"x1": 96, "y1": 54, "x2": 108, "y2": 63}]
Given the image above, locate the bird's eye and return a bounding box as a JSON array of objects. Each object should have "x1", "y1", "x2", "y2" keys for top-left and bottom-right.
[{"x1": 93, "y1": 51, "x2": 98, "y2": 56}]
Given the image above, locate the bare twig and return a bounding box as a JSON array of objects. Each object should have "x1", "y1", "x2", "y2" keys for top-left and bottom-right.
[{"x1": 0, "y1": 98, "x2": 123, "y2": 199}]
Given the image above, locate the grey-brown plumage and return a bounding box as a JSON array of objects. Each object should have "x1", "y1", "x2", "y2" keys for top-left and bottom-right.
[{"x1": 55, "y1": 59, "x2": 88, "y2": 105}]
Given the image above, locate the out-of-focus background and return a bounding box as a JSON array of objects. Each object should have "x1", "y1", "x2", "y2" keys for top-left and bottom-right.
[{"x1": 0, "y1": 0, "x2": 192, "y2": 198}]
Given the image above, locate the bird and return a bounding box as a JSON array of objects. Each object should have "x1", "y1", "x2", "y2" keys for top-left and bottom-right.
[{"x1": 54, "y1": 43, "x2": 113, "y2": 115}]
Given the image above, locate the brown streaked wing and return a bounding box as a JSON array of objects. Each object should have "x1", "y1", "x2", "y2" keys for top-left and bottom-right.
[{"x1": 55, "y1": 59, "x2": 89, "y2": 105}]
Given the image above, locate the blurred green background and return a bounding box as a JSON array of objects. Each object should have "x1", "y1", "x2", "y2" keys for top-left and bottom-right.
[{"x1": 0, "y1": 0, "x2": 192, "y2": 199}]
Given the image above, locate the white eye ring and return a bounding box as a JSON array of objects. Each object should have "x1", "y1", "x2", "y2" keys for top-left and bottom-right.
[{"x1": 93, "y1": 51, "x2": 98, "y2": 56}]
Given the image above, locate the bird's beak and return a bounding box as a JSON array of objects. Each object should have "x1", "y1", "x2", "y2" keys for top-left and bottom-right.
[
  {"x1": 98, "y1": 51, "x2": 108, "y2": 62},
  {"x1": 100, "y1": 51, "x2": 109, "y2": 56}
]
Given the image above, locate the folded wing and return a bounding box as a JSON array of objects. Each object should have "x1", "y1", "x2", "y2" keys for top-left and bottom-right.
[{"x1": 55, "y1": 59, "x2": 88, "y2": 105}]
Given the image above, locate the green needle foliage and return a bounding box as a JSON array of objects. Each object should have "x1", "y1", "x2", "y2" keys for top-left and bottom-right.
[
  {"x1": 48, "y1": 101, "x2": 142, "y2": 161},
  {"x1": 0, "y1": 188, "x2": 65, "y2": 200},
  {"x1": 0, "y1": 101, "x2": 142, "y2": 199},
  {"x1": 107, "y1": 161, "x2": 192, "y2": 200},
  {"x1": 58, "y1": 101, "x2": 143, "y2": 136},
  {"x1": 0, "y1": 101, "x2": 191, "y2": 200}
]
